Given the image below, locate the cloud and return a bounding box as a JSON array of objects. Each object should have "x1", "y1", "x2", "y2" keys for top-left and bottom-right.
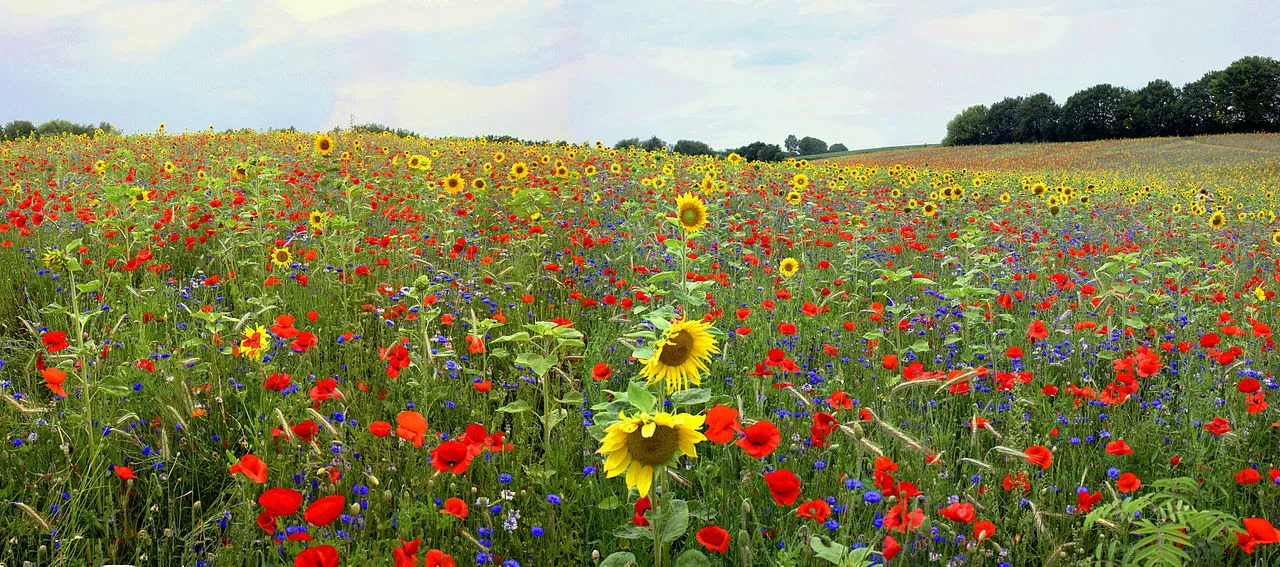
[
  {"x1": 0, "y1": 0, "x2": 111, "y2": 18},
  {"x1": 97, "y1": 1, "x2": 216, "y2": 54},
  {"x1": 915, "y1": 5, "x2": 1072, "y2": 54}
]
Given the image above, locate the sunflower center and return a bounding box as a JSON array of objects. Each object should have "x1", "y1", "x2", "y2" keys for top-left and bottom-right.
[
  {"x1": 625, "y1": 424, "x2": 678, "y2": 466},
  {"x1": 679, "y1": 206, "x2": 701, "y2": 226},
  {"x1": 658, "y1": 330, "x2": 695, "y2": 367}
]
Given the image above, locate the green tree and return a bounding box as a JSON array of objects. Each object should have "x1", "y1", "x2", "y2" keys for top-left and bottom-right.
[
  {"x1": 983, "y1": 97, "x2": 1022, "y2": 144},
  {"x1": 732, "y1": 141, "x2": 787, "y2": 162},
  {"x1": 1173, "y1": 72, "x2": 1224, "y2": 136},
  {"x1": 1060, "y1": 84, "x2": 1130, "y2": 141},
  {"x1": 672, "y1": 140, "x2": 715, "y2": 156},
  {"x1": 828, "y1": 143, "x2": 848, "y2": 152},
  {"x1": 784, "y1": 134, "x2": 799, "y2": 155},
  {"x1": 614, "y1": 137, "x2": 640, "y2": 150},
  {"x1": 1210, "y1": 56, "x2": 1280, "y2": 132},
  {"x1": 942, "y1": 105, "x2": 988, "y2": 146},
  {"x1": 796, "y1": 136, "x2": 828, "y2": 155},
  {"x1": 1013, "y1": 93, "x2": 1061, "y2": 143},
  {"x1": 1121, "y1": 79, "x2": 1178, "y2": 137},
  {"x1": 640, "y1": 136, "x2": 667, "y2": 151},
  {"x1": 2, "y1": 120, "x2": 35, "y2": 140}
]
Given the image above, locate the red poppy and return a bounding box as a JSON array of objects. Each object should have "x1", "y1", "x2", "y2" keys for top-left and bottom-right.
[
  {"x1": 43, "y1": 367, "x2": 68, "y2": 398},
  {"x1": 42, "y1": 330, "x2": 70, "y2": 353},
  {"x1": 1116, "y1": 472, "x2": 1141, "y2": 493},
  {"x1": 736, "y1": 420, "x2": 780, "y2": 459},
  {"x1": 259, "y1": 488, "x2": 303, "y2": 517},
  {"x1": 973, "y1": 520, "x2": 996, "y2": 540},
  {"x1": 591, "y1": 362, "x2": 612, "y2": 381},
  {"x1": 1205, "y1": 417, "x2": 1232, "y2": 436},
  {"x1": 257, "y1": 510, "x2": 277, "y2": 533},
  {"x1": 385, "y1": 344, "x2": 411, "y2": 379},
  {"x1": 441, "y1": 497, "x2": 469, "y2": 518},
  {"x1": 882, "y1": 354, "x2": 898, "y2": 369},
  {"x1": 230, "y1": 454, "x2": 268, "y2": 483},
  {"x1": 883, "y1": 501, "x2": 924, "y2": 534},
  {"x1": 763, "y1": 469, "x2": 801, "y2": 505},
  {"x1": 695, "y1": 525, "x2": 730, "y2": 553},
  {"x1": 1076, "y1": 489, "x2": 1103, "y2": 513},
  {"x1": 114, "y1": 465, "x2": 136, "y2": 481},
  {"x1": 1026, "y1": 320, "x2": 1048, "y2": 343},
  {"x1": 882, "y1": 535, "x2": 901, "y2": 561},
  {"x1": 368, "y1": 421, "x2": 392, "y2": 437},
  {"x1": 472, "y1": 380, "x2": 493, "y2": 392},
  {"x1": 1236, "y1": 468, "x2": 1262, "y2": 485},
  {"x1": 703, "y1": 405, "x2": 741, "y2": 444},
  {"x1": 633, "y1": 496, "x2": 652, "y2": 526},
  {"x1": 291, "y1": 331, "x2": 318, "y2": 353},
  {"x1": 308, "y1": 378, "x2": 342, "y2": 402},
  {"x1": 777, "y1": 322, "x2": 797, "y2": 335},
  {"x1": 294, "y1": 544, "x2": 340, "y2": 567},
  {"x1": 304, "y1": 494, "x2": 345, "y2": 527},
  {"x1": 422, "y1": 549, "x2": 456, "y2": 567},
  {"x1": 1024, "y1": 446, "x2": 1052, "y2": 469},
  {"x1": 796, "y1": 499, "x2": 832, "y2": 523},
  {"x1": 1105, "y1": 440, "x2": 1133, "y2": 456},
  {"x1": 1236, "y1": 518, "x2": 1280, "y2": 553},
  {"x1": 396, "y1": 411, "x2": 428, "y2": 447},
  {"x1": 393, "y1": 538, "x2": 421, "y2": 567},
  {"x1": 263, "y1": 372, "x2": 292, "y2": 391},
  {"x1": 292, "y1": 420, "x2": 320, "y2": 442},
  {"x1": 1199, "y1": 333, "x2": 1220, "y2": 348},
  {"x1": 938, "y1": 502, "x2": 975, "y2": 523},
  {"x1": 1005, "y1": 346, "x2": 1023, "y2": 359},
  {"x1": 431, "y1": 440, "x2": 475, "y2": 474}
]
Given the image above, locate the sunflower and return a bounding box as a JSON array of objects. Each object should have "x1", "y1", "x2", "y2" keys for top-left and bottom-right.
[
  {"x1": 653, "y1": 177, "x2": 667, "y2": 190},
  {"x1": 493, "y1": 151, "x2": 505, "y2": 163},
  {"x1": 270, "y1": 247, "x2": 292, "y2": 267},
  {"x1": 1272, "y1": 232, "x2": 1280, "y2": 247},
  {"x1": 779, "y1": 257, "x2": 799, "y2": 277},
  {"x1": 472, "y1": 178, "x2": 487, "y2": 191},
  {"x1": 441, "y1": 173, "x2": 466, "y2": 195},
  {"x1": 610, "y1": 163, "x2": 622, "y2": 174},
  {"x1": 921, "y1": 202, "x2": 937, "y2": 216},
  {"x1": 1031, "y1": 183, "x2": 1047, "y2": 196},
  {"x1": 598, "y1": 411, "x2": 705, "y2": 497},
  {"x1": 1209, "y1": 211, "x2": 1226, "y2": 229},
  {"x1": 309, "y1": 211, "x2": 329, "y2": 230},
  {"x1": 238, "y1": 324, "x2": 269, "y2": 361},
  {"x1": 42, "y1": 249, "x2": 66, "y2": 270},
  {"x1": 196, "y1": 169, "x2": 207, "y2": 180},
  {"x1": 510, "y1": 162, "x2": 529, "y2": 179},
  {"x1": 790, "y1": 173, "x2": 809, "y2": 190},
  {"x1": 314, "y1": 134, "x2": 334, "y2": 156},
  {"x1": 640, "y1": 318, "x2": 719, "y2": 394},
  {"x1": 584, "y1": 165, "x2": 597, "y2": 176},
  {"x1": 675, "y1": 193, "x2": 708, "y2": 234},
  {"x1": 234, "y1": 163, "x2": 249, "y2": 178},
  {"x1": 786, "y1": 191, "x2": 802, "y2": 206}
]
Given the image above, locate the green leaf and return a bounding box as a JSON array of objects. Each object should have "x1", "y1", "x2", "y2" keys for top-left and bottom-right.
[
  {"x1": 810, "y1": 535, "x2": 849, "y2": 565},
  {"x1": 596, "y1": 495, "x2": 621, "y2": 511},
  {"x1": 647, "y1": 271, "x2": 677, "y2": 284},
  {"x1": 674, "y1": 549, "x2": 713, "y2": 567},
  {"x1": 670, "y1": 388, "x2": 711, "y2": 406},
  {"x1": 542, "y1": 408, "x2": 568, "y2": 433},
  {"x1": 496, "y1": 400, "x2": 533, "y2": 414},
  {"x1": 491, "y1": 331, "x2": 530, "y2": 343},
  {"x1": 611, "y1": 526, "x2": 651, "y2": 541},
  {"x1": 655, "y1": 498, "x2": 690, "y2": 544},
  {"x1": 515, "y1": 352, "x2": 557, "y2": 376},
  {"x1": 558, "y1": 391, "x2": 585, "y2": 406},
  {"x1": 628, "y1": 382, "x2": 658, "y2": 414},
  {"x1": 911, "y1": 277, "x2": 936, "y2": 285},
  {"x1": 75, "y1": 280, "x2": 102, "y2": 293},
  {"x1": 908, "y1": 340, "x2": 930, "y2": 353}
]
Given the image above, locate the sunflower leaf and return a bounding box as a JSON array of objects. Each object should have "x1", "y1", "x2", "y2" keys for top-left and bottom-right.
[
  {"x1": 674, "y1": 549, "x2": 713, "y2": 567},
  {"x1": 628, "y1": 382, "x2": 658, "y2": 414},
  {"x1": 670, "y1": 388, "x2": 711, "y2": 407},
  {"x1": 655, "y1": 497, "x2": 690, "y2": 544}
]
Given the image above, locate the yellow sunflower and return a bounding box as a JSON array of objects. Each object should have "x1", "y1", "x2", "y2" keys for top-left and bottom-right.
[
  {"x1": 779, "y1": 257, "x2": 799, "y2": 278},
  {"x1": 639, "y1": 318, "x2": 719, "y2": 394},
  {"x1": 675, "y1": 193, "x2": 709, "y2": 234},
  {"x1": 238, "y1": 324, "x2": 269, "y2": 361},
  {"x1": 1272, "y1": 232, "x2": 1280, "y2": 247},
  {"x1": 309, "y1": 211, "x2": 329, "y2": 230},
  {"x1": 472, "y1": 178, "x2": 487, "y2": 191},
  {"x1": 441, "y1": 173, "x2": 466, "y2": 195},
  {"x1": 314, "y1": 134, "x2": 334, "y2": 156},
  {"x1": 1209, "y1": 210, "x2": 1226, "y2": 229},
  {"x1": 598, "y1": 411, "x2": 706, "y2": 497},
  {"x1": 270, "y1": 247, "x2": 292, "y2": 267},
  {"x1": 786, "y1": 191, "x2": 802, "y2": 206},
  {"x1": 790, "y1": 173, "x2": 809, "y2": 190},
  {"x1": 510, "y1": 162, "x2": 529, "y2": 179},
  {"x1": 42, "y1": 249, "x2": 66, "y2": 270}
]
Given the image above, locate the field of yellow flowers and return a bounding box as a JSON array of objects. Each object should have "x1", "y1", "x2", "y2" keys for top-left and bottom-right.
[{"x1": 1, "y1": 131, "x2": 1278, "y2": 567}]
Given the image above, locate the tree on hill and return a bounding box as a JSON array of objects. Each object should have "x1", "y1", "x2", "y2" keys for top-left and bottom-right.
[
  {"x1": 640, "y1": 136, "x2": 667, "y2": 151},
  {"x1": 984, "y1": 97, "x2": 1023, "y2": 144},
  {"x1": 784, "y1": 134, "x2": 799, "y2": 155},
  {"x1": 1173, "y1": 72, "x2": 1225, "y2": 136},
  {"x1": 614, "y1": 137, "x2": 640, "y2": 150},
  {"x1": 672, "y1": 139, "x2": 715, "y2": 156},
  {"x1": 1122, "y1": 80, "x2": 1178, "y2": 138},
  {"x1": 1014, "y1": 93, "x2": 1061, "y2": 143},
  {"x1": 828, "y1": 143, "x2": 848, "y2": 152},
  {"x1": 942, "y1": 105, "x2": 989, "y2": 146},
  {"x1": 732, "y1": 141, "x2": 788, "y2": 162},
  {"x1": 1060, "y1": 84, "x2": 1130, "y2": 141},
  {"x1": 796, "y1": 136, "x2": 828, "y2": 155},
  {"x1": 1211, "y1": 56, "x2": 1280, "y2": 132}
]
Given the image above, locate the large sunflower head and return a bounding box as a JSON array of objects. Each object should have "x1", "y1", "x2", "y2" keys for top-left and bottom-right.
[
  {"x1": 270, "y1": 247, "x2": 292, "y2": 267},
  {"x1": 786, "y1": 190, "x2": 802, "y2": 206},
  {"x1": 779, "y1": 257, "x2": 799, "y2": 278},
  {"x1": 309, "y1": 211, "x2": 329, "y2": 230},
  {"x1": 510, "y1": 162, "x2": 529, "y2": 179},
  {"x1": 314, "y1": 134, "x2": 334, "y2": 156},
  {"x1": 1209, "y1": 211, "x2": 1226, "y2": 229},
  {"x1": 640, "y1": 317, "x2": 719, "y2": 394},
  {"x1": 675, "y1": 193, "x2": 709, "y2": 234},
  {"x1": 598, "y1": 411, "x2": 706, "y2": 497},
  {"x1": 441, "y1": 173, "x2": 465, "y2": 195}
]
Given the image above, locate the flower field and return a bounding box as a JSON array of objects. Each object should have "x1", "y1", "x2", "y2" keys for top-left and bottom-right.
[{"x1": 2, "y1": 130, "x2": 1279, "y2": 567}]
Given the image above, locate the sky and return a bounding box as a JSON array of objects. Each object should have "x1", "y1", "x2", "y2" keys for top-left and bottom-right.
[{"x1": 2, "y1": 0, "x2": 1277, "y2": 149}]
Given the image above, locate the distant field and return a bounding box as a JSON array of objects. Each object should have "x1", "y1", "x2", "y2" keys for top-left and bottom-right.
[{"x1": 831, "y1": 133, "x2": 1280, "y2": 174}]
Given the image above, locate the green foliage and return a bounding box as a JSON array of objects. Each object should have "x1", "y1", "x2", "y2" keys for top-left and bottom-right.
[
  {"x1": 796, "y1": 136, "x2": 828, "y2": 156},
  {"x1": 942, "y1": 105, "x2": 989, "y2": 146},
  {"x1": 672, "y1": 139, "x2": 715, "y2": 156},
  {"x1": 730, "y1": 141, "x2": 788, "y2": 162},
  {"x1": 1082, "y1": 478, "x2": 1240, "y2": 567}
]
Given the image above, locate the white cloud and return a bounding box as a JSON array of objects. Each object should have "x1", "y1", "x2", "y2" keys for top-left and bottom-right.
[
  {"x1": 0, "y1": 0, "x2": 111, "y2": 18},
  {"x1": 914, "y1": 5, "x2": 1071, "y2": 54},
  {"x1": 97, "y1": 0, "x2": 216, "y2": 53}
]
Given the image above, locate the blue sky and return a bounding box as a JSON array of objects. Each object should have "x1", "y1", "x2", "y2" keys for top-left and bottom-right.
[{"x1": 2, "y1": 0, "x2": 1276, "y2": 149}]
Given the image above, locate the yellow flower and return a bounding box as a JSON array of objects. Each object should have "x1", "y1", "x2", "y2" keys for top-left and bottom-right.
[
  {"x1": 675, "y1": 193, "x2": 708, "y2": 234},
  {"x1": 639, "y1": 318, "x2": 719, "y2": 394},
  {"x1": 314, "y1": 134, "x2": 335, "y2": 156},
  {"x1": 510, "y1": 162, "x2": 529, "y2": 179},
  {"x1": 309, "y1": 211, "x2": 329, "y2": 230},
  {"x1": 1255, "y1": 286, "x2": 1267, "y2": 302},
  {"x1": 238, "y1": 324, "x2": 269, "y2": 361},
  {"x1": 440, "y1": 173, "x2": 466, "y2": 195},
  {"x1": 270, "y1": 247, "x2": 292, "y2": 267},
  {"x1": 598, "y1": 411, "x2": 706, "y2": 497},
  {"x1": 786, "y1": 191, "x2": 802, "y2": 206},
  {"x1": 779, "y1": 257, "x2": 799, "y2": 278},
  {"x1": 790, "y1": 173, "x2": 809, "y2": 190}
]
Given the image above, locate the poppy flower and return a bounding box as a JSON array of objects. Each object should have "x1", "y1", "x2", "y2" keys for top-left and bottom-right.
[
  {"x1": 292, "y1": 420, "x2": 320, "y2": 442},
  {"x1": 472, "y1": 380, "x2": 492, "y2": 392},
  {"x1": 396, "y1": 411, "x2": 428, "y2": 447},
  {"x1": 736, "y1": 420, "x2": 780, "y2": 459},
  {"x1": 42, "y1": 330, "x2": 70, "y2": 352},
  {"x1": 1024, "y1": 445, "x2": 1052, "y2": 469},
  {"x1": 1116, "y1": 472, "x2": 1142, "y2": 493},
  {"x1": 973, "y1": 520, "x2": 997, "y2": 540},
  {"x1": 1076, "y1": 489, "x2": 1103, "y2": 513},
  {"x1": 591, "y1": 362, "x2": 612, "y2": 381},
  {"x1": 431, "y1": 440, "x2": 475, "y2": 474},
  {"x1": 1105, "y1": 440, "x2": 1133, "y2": 456},
  {"x1": 882, "y1": 354, "x2": 898, "y2": 369},
  {"x1": 423, "y1": 549, "x2": 457, "y2": 567},
  {"x1": 385, "y1": 344, "x2": 411, "y2": 379},
  {"x1": 392, "y1": 538, "x2": 421, "y2": 567},
  {"x1": 696, "y1": 525, "x2": 730, "y2": 553},
  {"x1": 632, "y1": 496, "x2": 652, "y2": 526},
  {"x1": 293, "y1": 544, "x2": 340, "y2": 567},
  {"x1": 114, "y1": 465, "x2": 136, "y2": 481},
  {"x1": 1235, "y1": 518, "x2": 1280, "y2": 553},
  {"x1": 763, "y1": 469, "x2": 801, "y2": 505},
  {"x1": 290, "y1": 331, "x2": 318, "y2": 353},
  {"x1": 1026, "y1": 320, "x2": 1048, "y2": 343},
  {"x1": 308, "y1": 378, "x2": 342, "y2": 402},
  {"x1": 230, "y1": 454, "x2": 268, "y2": 483},
  {"x1": 1199, "y1": 333, "x2": 1220, "y2": 348},
  {"x1": 796, "y1": 499, "x2": 832, "y2": 523},
  {"x1": 1005, "y1": 345, "x2": 1023, "y2": 359},
  {"x1": 1236, "y1": 468, "x2": 1262, "y2": 485},
  {"x1": 257, "y1": 510, "x2": 277, "y2": 533},
  {"x1": 777, "y1": 322, "x2": 797, "y2": 335},
  {"x1": 43, "y1": 367, "x2": 68, "y2": 398},
  {"x1": 304, "y1": 494, "x2": 345, "y2": 526},
  {"x1": 259, "y1": 487, "x2": 303, "y2": 517},
  {"x1": 263, "y1": 372, "x2": 292, "y2": 391},
  {"x1": 883, "y1": 501, "x2": 924, "y2": 534},
  {"x1": 882, "y1": 535, "x2": 901, "y2": 561},
  {"x1": 1205, "y1": 417, "x2": 1232, "y2": 436},
  {"x1": 440, "y1": 497, "x2": 469, "y2": 518},
  {"x1": 703, "y1": 405, "x2": 741, "y2": 444},
  {"x1": 368, "y1": 421, "x2": 392, "y2": 437},
  {"x1": 938, "y1": 502, "x2": 975, "y2": 523}
]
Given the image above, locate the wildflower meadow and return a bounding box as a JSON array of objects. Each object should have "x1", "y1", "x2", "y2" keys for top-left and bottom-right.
[{"x1": 2, "y1": 130, "x2": 1279, "y2": 567}]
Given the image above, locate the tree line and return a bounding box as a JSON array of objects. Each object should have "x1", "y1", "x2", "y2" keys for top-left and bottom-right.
[
  {"x1": 612, "y1": 134, "x2": 847, "y2": 162},
  {"x1": 2, "y1": 119, "x2": 117, "y2": 141},
  {"x1": 944, "y1": 56, "x2": 1280, "y2": 146}
]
